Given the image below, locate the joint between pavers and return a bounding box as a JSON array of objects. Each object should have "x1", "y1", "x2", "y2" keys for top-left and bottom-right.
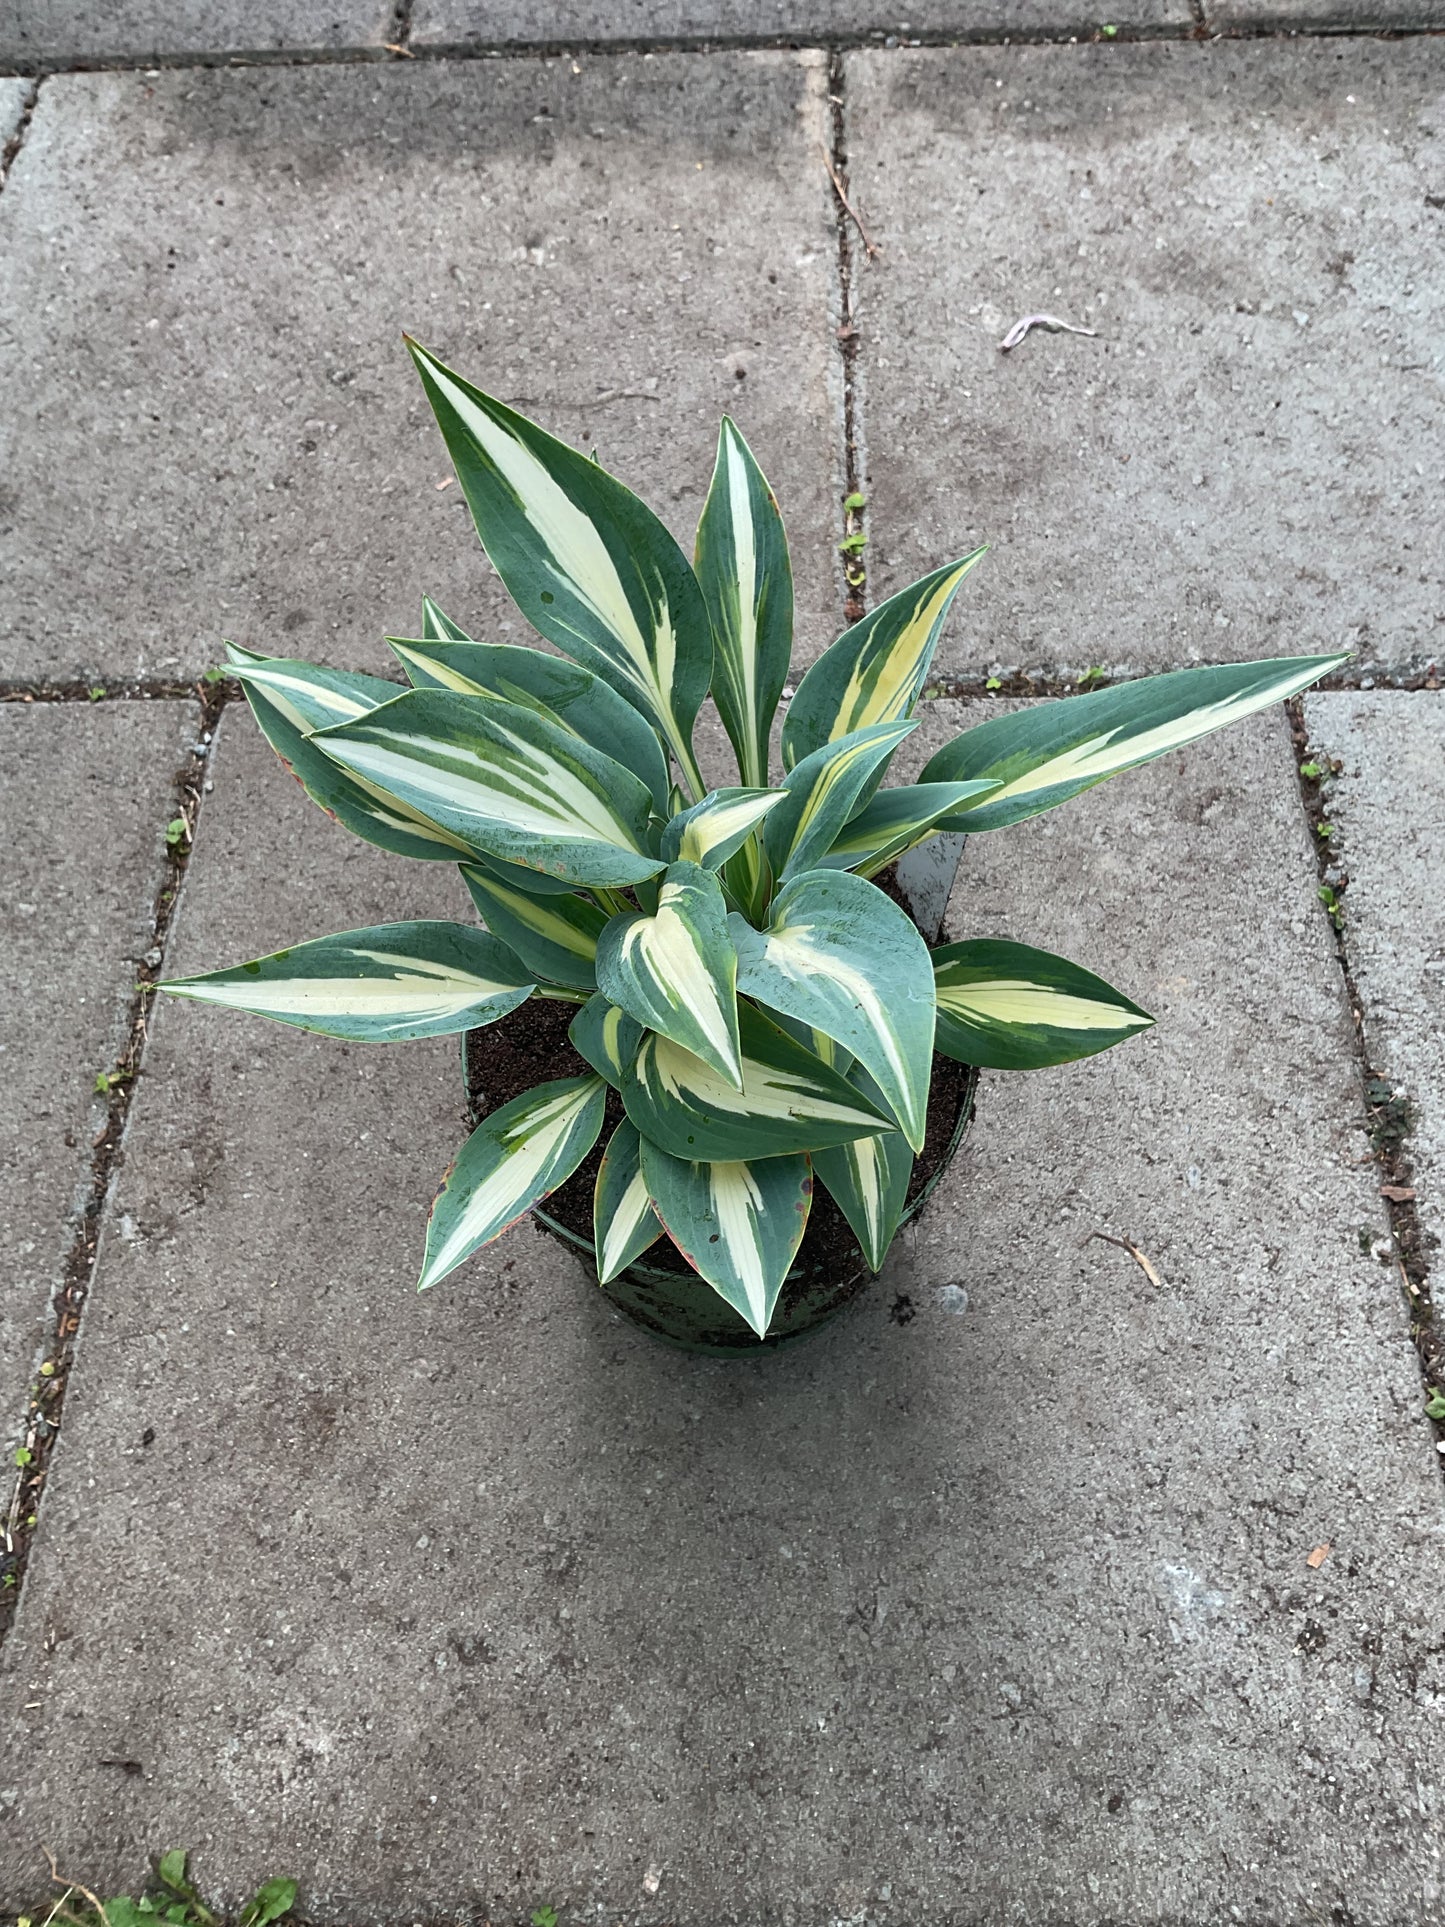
[
  {"x1": 924, "y1": 659, "x2": 1443, "y2": 702},
  {"x1": 1286, "y1": 695, "x2": 1444, "y2": 1483},
  {"x1": 0, "y1": 685, "x2": 230, "y2": 1646},
  {"x1": 0, "y1": 677, "x2": 242, "y2": 705},
  {"x1": 824, "y1": 50, "x2": 872, "y2": 628}
]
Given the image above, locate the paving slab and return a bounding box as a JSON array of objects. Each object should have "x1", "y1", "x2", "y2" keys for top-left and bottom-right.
[
  {"x1": 413, "y1": 0, "x2": 1192, "y2": 48},
  {"x1": 850, "y1": 40, "x2": 1445, "y2": 682},
  {"x1": 0, "y1": 3, "x2": 393, "y2": 68},
  {"x1": 2, "y1": 695, "x2": 1443, "y2": 1922},
  {"x1": 0, "y1": 54, "x2": 841, "y2": 686},
  {"x1": 0, "y1": 700, "x2": 198, "y2": 1446},
  {"x1": 1305, "y1": 690, "x2": 1445, "y2": 1265}
]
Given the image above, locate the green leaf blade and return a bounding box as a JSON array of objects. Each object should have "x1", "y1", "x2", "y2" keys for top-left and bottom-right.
[
  {"x1": 640, "y1": 1140, "x2": 812, "y2": 1337},
  {"x1": 812, "y1": 1082, "x2": 913, "y2": 1274},
  {"x1": 763, "y1": 720, "x2": 915, "y2": 883},
  {"x1": 569, "y1": 992, "x2": 645, "y2": 1089},
  {"x1": 315, "y1": 689, "x2": 664, "y2": 889},
  {"x1": 389, "y1": 637, "x2": 671, "y2": 811},
  {"x1": 406, "y1": 339, "x2": 712, "y2": 783},
  {"x1": 660, "y1": 787, "x2": 785, "y2": 870},
  {"x1": 420, "y1": 1075, "x2": 607, "y2": 1288},
  {"x1": 933, "y1": 938, "x2": 1154, "y2": 1069},
  {"x1": 461, "y1": 862, "x2": 609, "y2": 990},
  {"x1": 780, "y1": 551, "x2": 986, "y2": 771},
  {"x1": 695, "y1": 416, "x2": 794, "y2": 788},
  {"x1": 921, "y1": 654, "x2": 1350, "y2": 833},
  {"x1": 594, "y1": 861, "x2": 742, "y2": 1086},
  {"x1": 161, "y1": 922, "x2": 535, "y2": 1042},
  {"x1": 731, "y1": 869, "x2": 935, "y2": 1152},
  {"x1": 620, "y1": 1000, "x2": 892, "y2": 1161},
  {"x1": 819, "y1": 779, "x2": 1001, "y2": 874},
  {"x1": 593, "y1": 1119, "x2": 664, "y2": 1282}
]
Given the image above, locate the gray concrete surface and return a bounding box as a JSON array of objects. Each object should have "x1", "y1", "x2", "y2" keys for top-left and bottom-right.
[
  {"x1": 0, "y1": 701, "x2": 198, "y2": 1447},
  {"x1": 1305, "y1": 691, "x2": 1445, "y2": 1264},
  {"x1": 0, "y1": 75, "x2": 26, "y2": 142},
  {"x1": 2, "y1": 698, "x2": 1441, "y2": 1923},
  {"x1": 0, "y1": 55, "x2": 842, "y2": 685},
  {"x1": 1210, "y1": 0, "x2": 1445, "y2": 29},
  {"x1": 0, "y1": 3, "x2": 393, "y2": 67},
  {"x1": 413, "y1": 0, "x2": 1192, "y2": 47},
  {"x1": 850, "y1": 40, "x2": 1445, "y2": 681}
]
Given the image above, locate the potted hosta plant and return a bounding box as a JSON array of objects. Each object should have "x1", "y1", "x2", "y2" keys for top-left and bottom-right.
[{"x1": 162, "y1": 340, "x2": 1343, "y2": 1353}]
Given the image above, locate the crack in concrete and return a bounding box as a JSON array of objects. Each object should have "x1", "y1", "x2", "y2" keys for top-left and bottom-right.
[
  {"x1": 1287, "y1": 695, "x2": 1443, "y2": 1484},
  {"x1": 0, "y1": 683, "x2": 229, "y2": 1648},
  {"x1": 3, "y1": 21, "x2": 1443, "y2": 79},
  {"x1": 0, "y1": 75, "x2": 39, "y2": 190}
]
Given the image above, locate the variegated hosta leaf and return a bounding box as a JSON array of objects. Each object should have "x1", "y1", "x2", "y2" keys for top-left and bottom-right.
[
  {"x1": 781, "y1": 551, "x2": 986, "y2": 772},
  {"x1": 420, "y1": 1076, "x2": 606, "y2": 1292},
  {"x1": 231, "y1": 655, "x2": 403, "y2": 735},
  {"x1": 231, "y1": 660, "x2": 476, "y2": 865},
  {"x1": 421, "y1": 596, "x2": 472, "y2": 642},
  {"x1": 406, "y1": 339, "x2": 712, "y2": 790},
  {"x1": 569, "y1": 992, "x2": 644, "y2": 1089},
  {"x1": 660, "y1": 787, "x2": 785, "y2": 869},
  {"x1": 763, "y1": 720, "x2": 915, "y2": 883},
  {"x1": 461, "y1": 862, "x2": 609, "y2": 990},
  {"x1": 695, "y1": 416, "x2": 794, "y2": 788},
  {"x1": 933, "y1": 939, "x2": 1154, "y2": 1069},
  {"x1": 315, "y1": 689, "x2": 664, "y2": 889},
  {"x1": 161, "y1": 921, "x2": 535, "y2": 1042},
  {"x1": 730, "y1": 868, "x2": 935, "y2": 1152},
  {"x1": 811, "y1": 1067, "x2": 913, "y2": 1273},
  {"x1": 620, "y1": 1000, "x2": 892, "y2": 1162},
  {"x1": 593, "y1": 1119, "x2": 664, "y2": 1282},
  {"x1": 920, "y1": 654, "x2": 1350, "y2": 834},
  {"x1": 594, "y1": 861, "x2": 742, "y2": 1086},
  {"x1": 388, "y1": 637, "x2": 671, "y2": 812},
  {"x1": 819, "y1": 779, "x2": 1001, "y2": 876},
  {"x1": 223, "y1": 642, "x2": 268, "y2": 667},
  {"x1": 640, "y1": 1139, "x2": 811, "y2": 1338}
]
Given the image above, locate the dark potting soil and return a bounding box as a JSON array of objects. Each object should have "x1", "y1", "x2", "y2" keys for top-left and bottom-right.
[{"x1": 464, "y1": 996, "x2": 975, "y2": 1279}]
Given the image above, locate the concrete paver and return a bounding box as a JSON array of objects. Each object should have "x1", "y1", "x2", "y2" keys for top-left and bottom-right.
[
  {"x1": 0, "y1": 4, "x2": 393, "y2": 67},
  {"x1": 850, "y1": 40, "x2": 1445, "y2": 680},
  {"x1": 1305, "y1": 691, "x2": 1445, "y2": 1262},
  {"x1": 0, "y1": 55, "x2": 841, "y2": 685},
  {"x1": 413, "y1": 0, "x2": 1193, "y2": 47},
  {"x1": 0, "y1": 701, "x2": 198, "y2": 1445},
  {"x1": 1, "y1": 697, "x2": 1440, "y2": 1922}
]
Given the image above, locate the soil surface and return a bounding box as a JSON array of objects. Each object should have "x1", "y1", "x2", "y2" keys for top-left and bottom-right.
[{"x1": 464, "y1": 995, "x2": 975, "y2": 1277}]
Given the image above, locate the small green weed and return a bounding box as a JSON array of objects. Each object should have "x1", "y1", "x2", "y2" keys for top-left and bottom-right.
[
  {"x1": 202, "y1": 667, "x2": 227, "y2": 685},
  {"x1": 165, "y1": 817, "x2": 191, "y2": 850},
  {"x1": 842, "y1": 491, "x2": 866, "y2": 513},
  {"x1": 1425, "y1": 1388, "x2": 1445, "y2": 1422},
  {"x1": 1076, "y1": 665, "x2": 1107, "y2": 687},
  {"x1": 94, "y1": 1067, "x2": 134, "y2": 1095},
  {"x1": 985, "y1": 676, "x2": 1002, "y2": 692},
  {"x1": 531, "y1": 1908, "x2": 559, "y2": 1927},
  {"x1": 20, "y1": 1850, "x2": 296, "y2": 1927},
  {"x1": 87, "y1": 687, "x2": 107, "y2": 703},
  {"x1": 838, "y1": 531, "x2": 867, "y2": 555}
]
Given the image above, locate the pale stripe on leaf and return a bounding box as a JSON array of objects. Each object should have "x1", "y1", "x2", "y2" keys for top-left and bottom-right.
[
  {"x1": 315, "y1": 688, "x2": 664, "y2": 889},
  {"x1": 419, "y1": 1075, "x2": 606, "y2": 1289},
  {"x1": 660, "y1": 787, "x2": 785, "y2": 870},
  {"x1": 933, "y1": 938, "x2": 1154, "y2": 1070},
  {"x1": 621, "y1": 999, "x2": 892, "y2": 1162},
  {"x1": 640, "y1": 1139, "x2": 812, "y2": 1338},
  {"x1": 921, "y1": 654, "x2": 1350, "y2": 833},
  {"x1": 781, "y1": 551, "x2": 985, "y2": 771},
  {"x1": 595, "y1": 860, "x2": 742, "y2": 1086},
  {"x1": 406, "y1": 339, "x2": 712, "y2": 790},
  {"x1": 695, "y1": 417, "x2": 794, "y2": 789},
  {"x1": 163, "y1": 921, "x2": 534, "y2": 1042},
  {"x1": 232, "y1": 657, "x2": 403, "y2": 736},
  {"x1": 594, "y1": 1120, "x2": 664, "y2": 1282},
  {"x1": 731, "y1": 868, "x2": 935, "y2": 1152}
]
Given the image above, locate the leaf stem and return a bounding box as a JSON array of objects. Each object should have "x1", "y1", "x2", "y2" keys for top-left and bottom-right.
[{"x1": 534, "y1": 984, "x2": 590, "y2": 1005}]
